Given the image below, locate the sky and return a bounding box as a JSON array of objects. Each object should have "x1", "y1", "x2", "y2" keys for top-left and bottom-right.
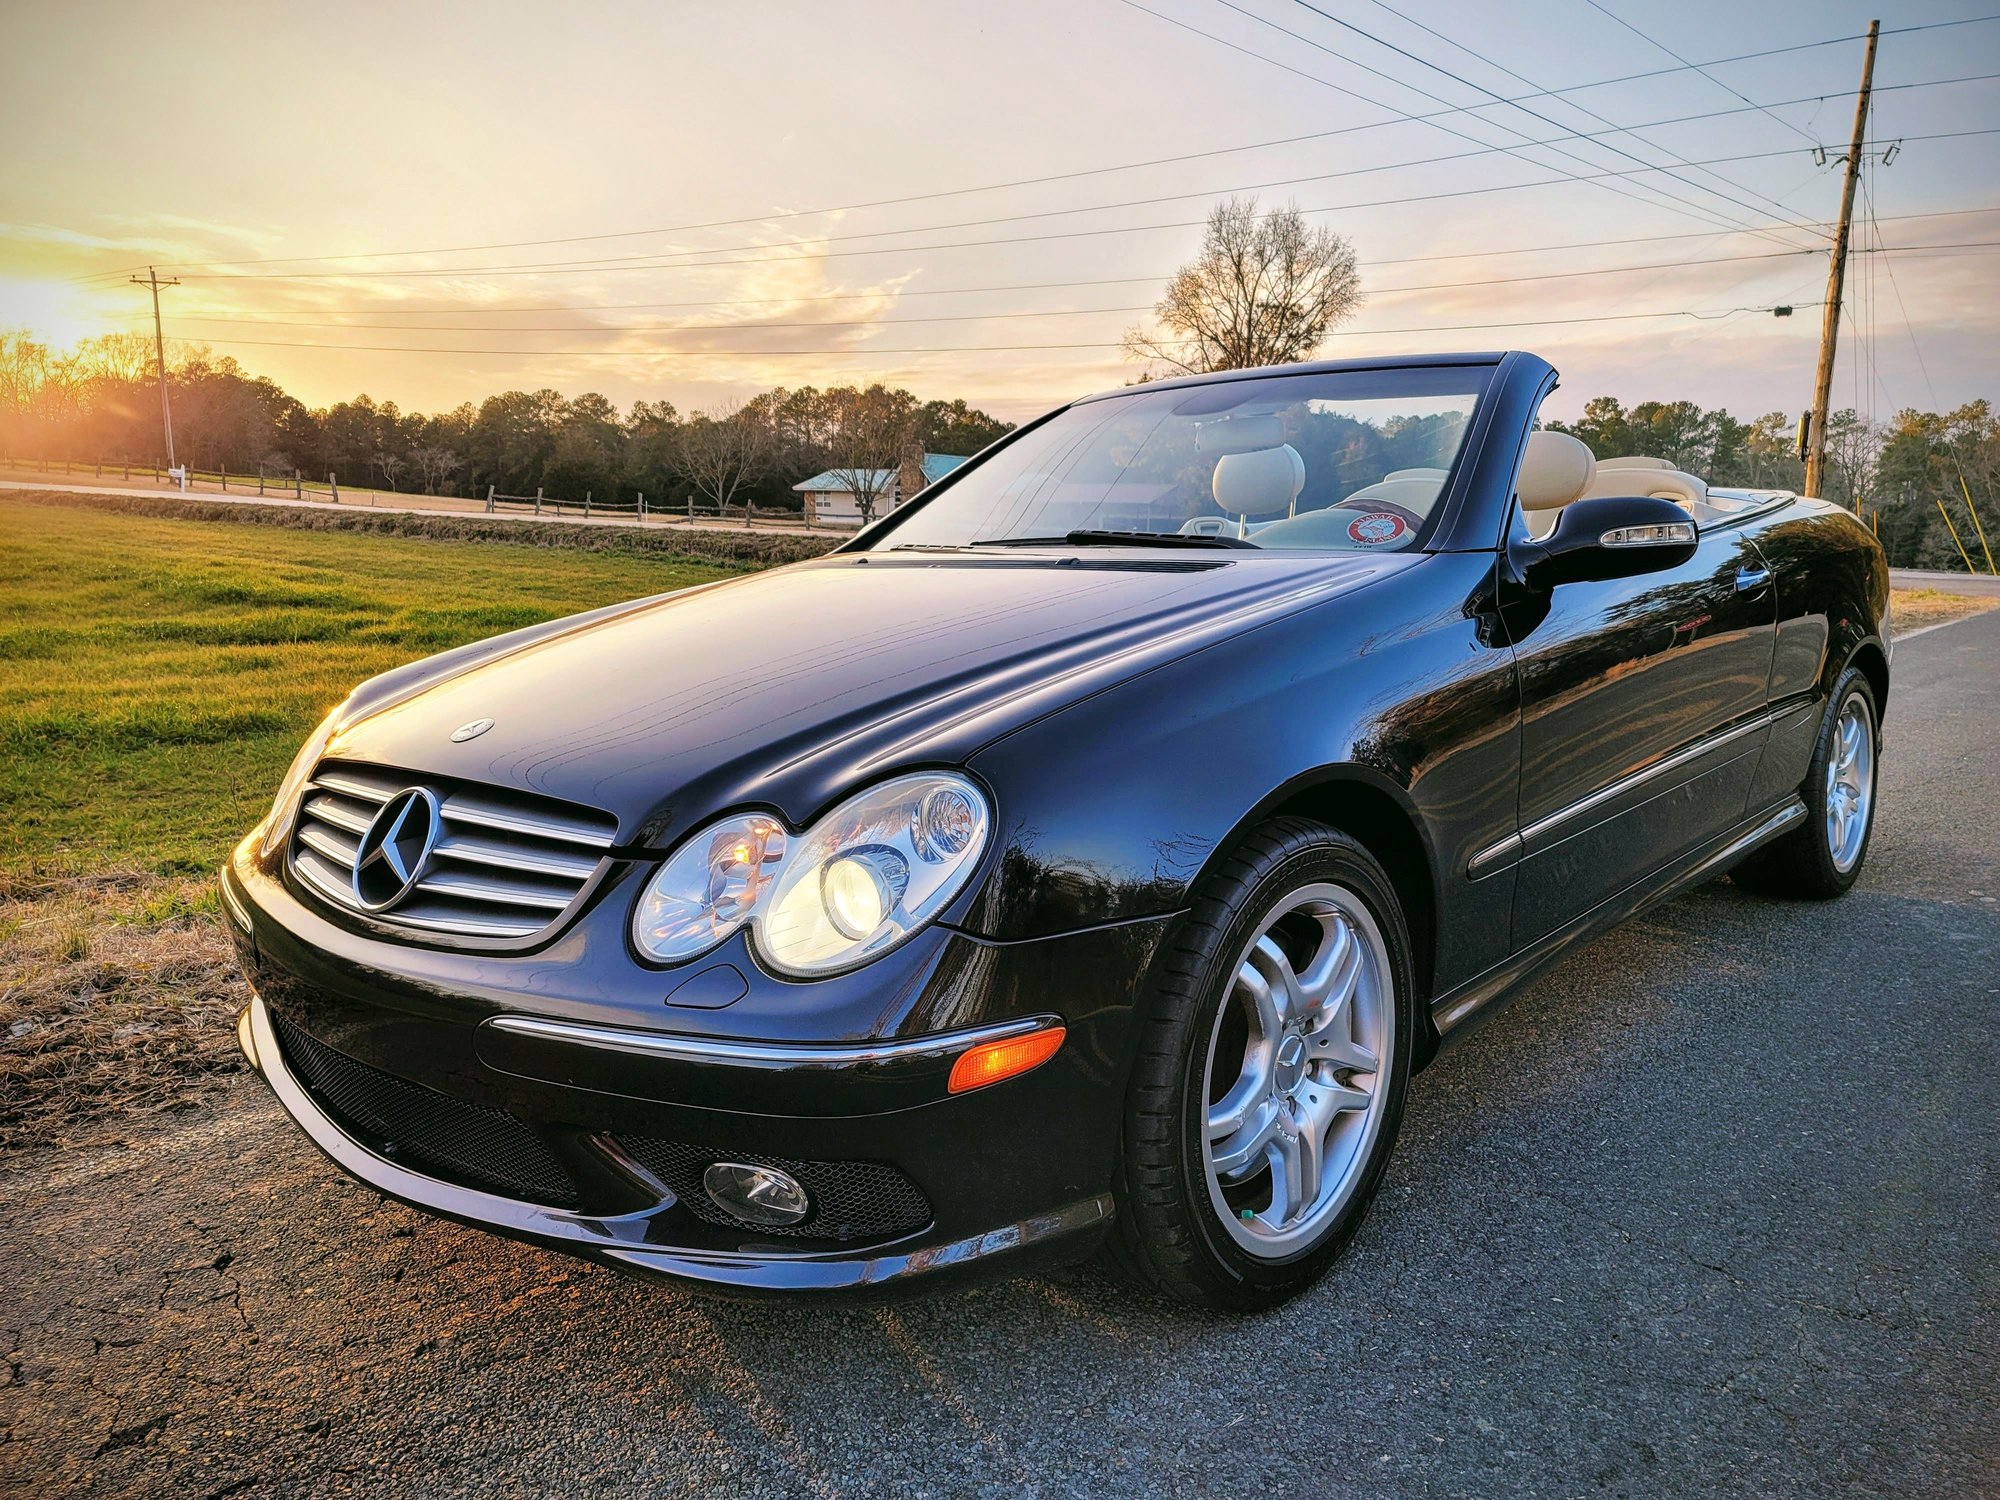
[{"x1": 2, "y1": 0, "x2": 1996, "y2": 426}]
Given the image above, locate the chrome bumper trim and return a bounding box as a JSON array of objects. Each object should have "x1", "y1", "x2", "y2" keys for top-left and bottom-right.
[{"x1": 480, "y1": 1012, "x2": 1054, "y2": 1069}]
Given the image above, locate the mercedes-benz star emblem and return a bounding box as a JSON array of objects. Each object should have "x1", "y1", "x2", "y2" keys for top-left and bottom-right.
[
  {"x1": 351, "y1": 787, "x2": 443, "y2": 911},
  {"x1": 450, "y1": 718, "x2": 494, "y2": 743}
]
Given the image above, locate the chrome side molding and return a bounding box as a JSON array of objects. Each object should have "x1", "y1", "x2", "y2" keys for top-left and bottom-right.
[{"x1": 1467, "y1": 710, "x2": 1777, "y2": 876}]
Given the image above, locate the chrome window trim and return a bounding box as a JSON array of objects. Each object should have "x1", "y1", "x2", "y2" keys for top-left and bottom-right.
[
  {"x1": 1467, "y1": 709, "x2": 1777, "y2": 876},
  {"x1": 481, "y1": 1013, "x2": 1055, "y2": 1069}
]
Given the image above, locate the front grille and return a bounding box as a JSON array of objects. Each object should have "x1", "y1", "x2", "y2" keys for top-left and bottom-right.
[
  {"x1": 290, "y1": 760, "x2": 616, "y2": 941},
  {"x1": 620, "y1": 1136, "x2": 932, "y2": 1243},
  {"x1": 272, "y1": 1011, "x2": 579, "y2": 1209}
]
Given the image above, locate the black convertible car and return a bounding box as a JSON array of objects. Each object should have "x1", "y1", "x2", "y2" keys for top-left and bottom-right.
[{"x1": 224, "y1": 352, "x2": 1889, "y2": 1308}]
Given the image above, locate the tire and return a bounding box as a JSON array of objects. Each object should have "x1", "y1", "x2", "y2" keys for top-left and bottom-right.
[
  {"x1": 1732, "y1": 666, "x2": 1880, "y2": 899},
  {"x1": 1111, "y1": 818, "x2": 1415, "y2": 1310}
]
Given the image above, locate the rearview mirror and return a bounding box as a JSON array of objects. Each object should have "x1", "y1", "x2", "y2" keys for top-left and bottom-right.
[{"x1": 1516, "y1": 495, "x2": 1698, "y2": 591}]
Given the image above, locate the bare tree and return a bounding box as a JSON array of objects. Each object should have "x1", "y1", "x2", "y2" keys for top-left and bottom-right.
[
  {"x1": 672, "y1": 401, "x2": 770, "y2": 517},
  {"x1": 1124, "y1": 197, "x2": 1362, "y2": 376},
  {"x1": 1821, "y1": 410, "x2": 1882, "y2": 511},
  {"x1": 410, "y1": 445, "x2": 462, "y2": 495},
  {"x1": 372, "y1": 449, "x2": 405, "y2": 492},
  {"x1": 822, "y1": 385, "x2": 917, "y2": 525}
]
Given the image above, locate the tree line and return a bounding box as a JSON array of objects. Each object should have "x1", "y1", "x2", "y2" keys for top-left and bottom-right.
[
  {"x1": 1546, "y1": 395, "x2": 2000, "y2": 573},
  {"x1": 4, "y1": 320, "x2": 1995, "y2": 569},
  {"x1": 0, "y1": 330, "x2": 1014, "y2": 515}
]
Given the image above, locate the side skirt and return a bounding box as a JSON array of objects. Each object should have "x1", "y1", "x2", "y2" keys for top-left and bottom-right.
[{"x1": 1428, "y1": 795, "x2": 1808, "y2": 1044}]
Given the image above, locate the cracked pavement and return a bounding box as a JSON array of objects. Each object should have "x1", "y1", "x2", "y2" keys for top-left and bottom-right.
[{"x1": 2, "y1": 611, "x2": 1996, "y2": 1498}]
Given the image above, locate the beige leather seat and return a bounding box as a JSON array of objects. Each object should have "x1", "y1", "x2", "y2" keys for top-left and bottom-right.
[
  {"x1": 1582, "y1": 455, "x2": 1708, "y2": 511},
  {"x1": 1517, "y1": 430, "x2": 1596, "y2": 537}
]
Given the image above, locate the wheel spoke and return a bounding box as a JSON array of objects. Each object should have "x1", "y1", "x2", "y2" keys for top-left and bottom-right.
[
  {"x1": 1294, "y1": 914, "x2": 1356, "y2": 1016},
  {"x1": 1305, "y1": 1010, "x2": 1377, "y2": 1073},
  {"x1": 1263, "y1": 1114, "x2": 1322, "y2": 1227},
  {"x1": 1241, "y1": 939, "x2": 1293, "y2": 1030},
  {"x1": 1302, "y1": 1073, "x2": 1374, "y2": 1123},
  {"x1": 1210, "y1": 1098, "x2": 1281, "y2": 1179},
  {"x1": 1207, "y1": 1043, "x2": 1276, "y2": 1144}
]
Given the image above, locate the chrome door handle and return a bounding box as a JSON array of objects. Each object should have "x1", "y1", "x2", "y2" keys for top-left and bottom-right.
[{"x1": 1736, "y1": 566, "x2": 1771, "y2": 592}]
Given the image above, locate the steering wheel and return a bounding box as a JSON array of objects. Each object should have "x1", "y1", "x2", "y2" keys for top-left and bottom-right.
[{"x1": 1328, "y1": 494, "x2": 1425, "y2": 548}]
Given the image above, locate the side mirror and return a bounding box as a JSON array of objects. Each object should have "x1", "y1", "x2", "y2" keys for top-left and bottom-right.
[{"x1": 1515, "y1": 495, "x2": 1698, "y2": 591}]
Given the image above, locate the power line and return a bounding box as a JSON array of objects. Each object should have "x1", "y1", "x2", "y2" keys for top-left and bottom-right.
[
  {"x1": 158, "y1": 132, "x2": 2000, "y2": 283},
  {"x1": 1581, "y1": 0, "x2": 1822, "y2": 146},
  {"x1": 1863, "y1": 177, "x2": 1997, "y2": 573},
  {"x1": 148, "y1": 301, "x2": 1827, "y2": 364},
  {"x1": 128, "y1": 207, "x2": 1997, "y2": 320},
  {"x1": 89, "y1": 46, "x2": 1998, "y2": 278},
  {"x1": 144, "y1": 247, "x2": 1852, "y2": 335},
  {"x1": 157, "y1": 239, "x2": 2000, "y2": 340},
  {"x1": 1361, "y1": 0, "x2": 1826, "y2": 230},
  {"x1": 1255, "y1": 0, "x2": 1824, "y2": 247},
  {"x1": 1136, "y1": 0, "x2": 1802, "y2": 246}
]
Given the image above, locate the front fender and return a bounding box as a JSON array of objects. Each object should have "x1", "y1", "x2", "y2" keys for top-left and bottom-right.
[{"x1": 959, "y1": 553, "x2": 1520, "y2": 1000}]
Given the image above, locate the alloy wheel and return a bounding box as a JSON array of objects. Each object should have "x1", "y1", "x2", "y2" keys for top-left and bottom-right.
[
  {"x1": 1200, "y1": 881, "x2": 1394, "y2": 1258},
  {"x1": 1824, "y1": 692, "x2": 1876, "y2": 874}
]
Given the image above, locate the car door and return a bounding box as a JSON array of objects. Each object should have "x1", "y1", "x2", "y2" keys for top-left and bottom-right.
[{"x1": 1503, "y1": 516, "x2": 1777, "y2": 947}]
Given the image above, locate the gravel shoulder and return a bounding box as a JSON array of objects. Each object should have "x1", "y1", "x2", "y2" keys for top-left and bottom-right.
[{"x1": 2, "y1": 614, "x2": 1996, "y2": 1499}]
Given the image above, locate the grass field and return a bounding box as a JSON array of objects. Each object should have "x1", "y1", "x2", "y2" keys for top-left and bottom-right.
[
  {"x1": 0, "y1": 497, "x2": 742, "y2": 1147},
  {"x1": 0, "y1": 496, "x2": 739, "y2": 879}
]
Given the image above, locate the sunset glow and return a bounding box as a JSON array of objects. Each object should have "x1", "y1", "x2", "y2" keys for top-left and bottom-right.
[{"x1": 3, "y1": 1, "x2": 1996, "y2": 423}]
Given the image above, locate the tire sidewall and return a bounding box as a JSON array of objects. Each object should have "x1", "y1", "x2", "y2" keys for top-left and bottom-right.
[{"x1": 1170, "y1": 830, "x2": 1416, "y2": 1301}]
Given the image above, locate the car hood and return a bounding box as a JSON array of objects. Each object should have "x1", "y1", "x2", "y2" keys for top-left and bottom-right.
[{"x1": 324, "y1": 549, "x2": 1421, "y2": 843}]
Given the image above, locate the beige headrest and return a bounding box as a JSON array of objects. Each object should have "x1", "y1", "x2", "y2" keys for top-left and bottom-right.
[
  {"x1": 1385, "y1": 467, "x2": 1447, "y2": 482},
  {"x1": 1597, "y1": 455, "x2": 1675, "y2": 471},
  {"x1": 1213, "y1": 445, "x2": 1306, "y2": 518},
  {"x1": 1519, "y1": 431, "x2": 1596, "y2": 512}
]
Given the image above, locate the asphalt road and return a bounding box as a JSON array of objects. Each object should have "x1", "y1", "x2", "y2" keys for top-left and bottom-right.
[
  {"x1": 4, "y1": 614, "x2": 1996, "y2": 1499},
  {"x1": 1891, "y1": 567, "x2": 2000, "y2": 599}
]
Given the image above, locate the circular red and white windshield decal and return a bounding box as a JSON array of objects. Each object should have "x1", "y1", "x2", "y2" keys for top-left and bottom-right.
[{"x1": 1346, "y1": 511, "x2": 1408, "y2": 546}]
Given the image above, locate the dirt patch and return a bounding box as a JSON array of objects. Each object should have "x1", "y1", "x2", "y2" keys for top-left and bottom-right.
[
  {"x1": 0, "y1": 872, "x2": 246, "y2": 1151},
  {"x1": 1891, "y1": 586, "x2": 1999, "y2": 635},
  {"x1": 4, "y1": 489, "x2": 842, "y2": 568}
]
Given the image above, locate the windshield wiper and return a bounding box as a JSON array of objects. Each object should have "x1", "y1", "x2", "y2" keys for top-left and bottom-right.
[{"x1": 968, "y1": 529, "x2": 1257, "y2": 551}]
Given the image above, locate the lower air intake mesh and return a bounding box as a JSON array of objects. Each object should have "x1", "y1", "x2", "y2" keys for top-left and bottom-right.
[
  {"x1": 619, "y1": 1136, "x2": 932, "y2": 1243},
  {"x1": 272, "y1": 1011, "x2": 578, "y2": 1209}
]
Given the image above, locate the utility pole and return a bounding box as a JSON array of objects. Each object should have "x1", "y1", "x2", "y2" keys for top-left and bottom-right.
[
  {"x1": 130, "y1": 267, "x2": 179, "y2": 471},
  {"x1": 1804, "y1": 18, "x2": 1878, "y2": 502}
]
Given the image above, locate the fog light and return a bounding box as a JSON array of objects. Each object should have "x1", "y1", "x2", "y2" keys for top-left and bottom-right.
[{"x1": 703, "y1": 1160, "x2": 811, "y2": 1226}]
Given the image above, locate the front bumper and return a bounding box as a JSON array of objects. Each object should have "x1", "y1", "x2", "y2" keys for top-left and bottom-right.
[{"x1": 223, "y1": 844, "x2": 1171, "y2": 1294}]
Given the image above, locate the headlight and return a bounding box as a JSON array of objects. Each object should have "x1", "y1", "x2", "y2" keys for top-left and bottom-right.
[
  {"x1": 631, "y1": 772, "x2": 990, "y2": 976},
  {"x1": 629, "y1": 813, "x2": 788, "y2": 964},
  {"x1": 257, "y1": 705, "x2": 345, "y2": 859}
]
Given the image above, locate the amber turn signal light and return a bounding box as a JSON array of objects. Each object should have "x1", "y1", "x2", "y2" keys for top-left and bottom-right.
[{"x1": 947, "y1": 1024, "x2": 1065, "y2": 1094}]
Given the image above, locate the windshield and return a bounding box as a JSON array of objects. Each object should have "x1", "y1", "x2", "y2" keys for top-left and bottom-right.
[{"x1": 872, "y1": 365, "x2": 1488, "y2": 554}]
